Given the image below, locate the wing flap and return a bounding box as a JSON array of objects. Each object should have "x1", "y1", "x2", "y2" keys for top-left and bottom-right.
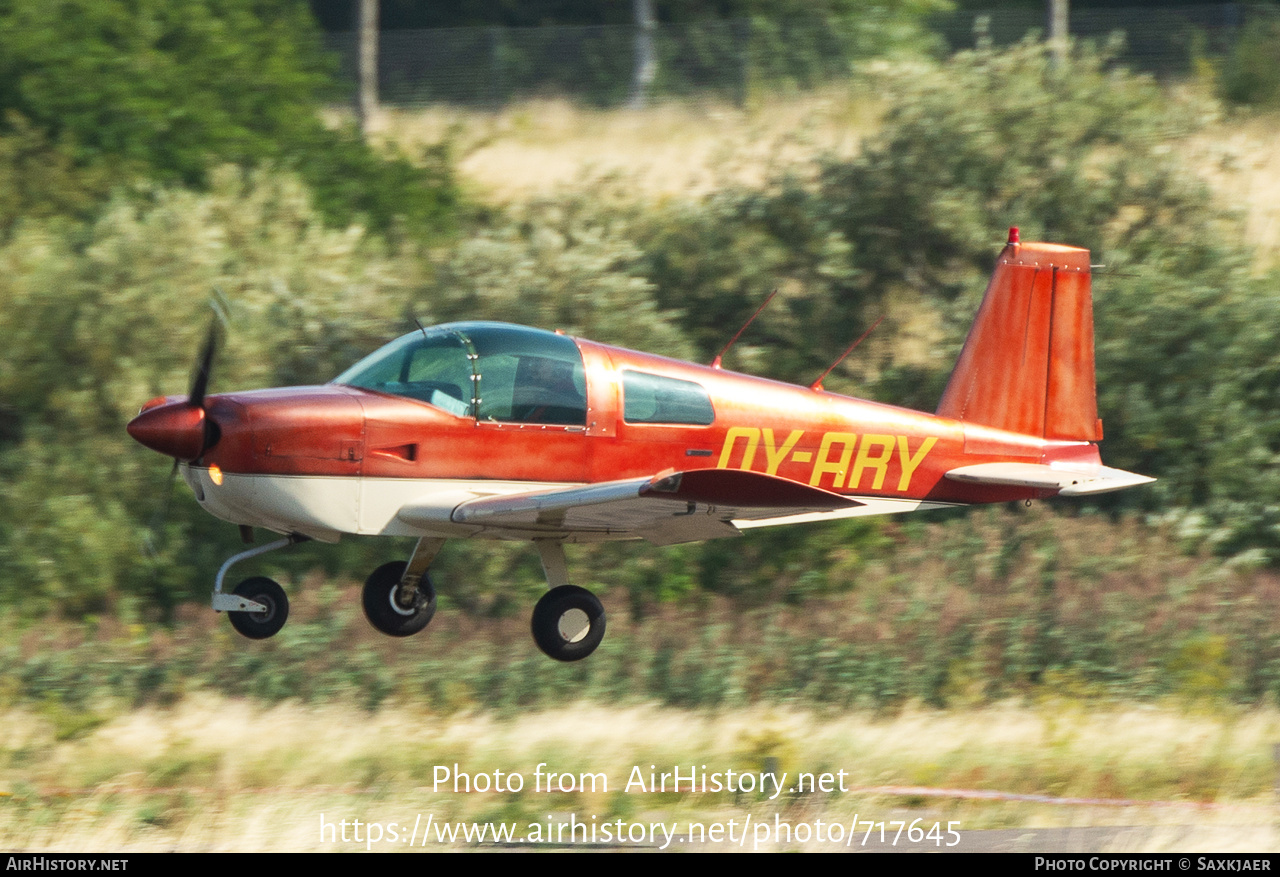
[
  {"x1": 945, "y1": 462, "x2": 1154, "y2": 496},
  {"x1": 445, "y1": 468, "x2": 862, "y2": 544}
]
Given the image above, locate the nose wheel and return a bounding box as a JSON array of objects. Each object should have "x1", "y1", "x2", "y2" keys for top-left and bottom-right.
[
  {"x1": 531, "y1": 585, "x2": 606, "y2": 662},
  {"x1": 227, "y1": 577, "x2": 290, "y2": 640}
]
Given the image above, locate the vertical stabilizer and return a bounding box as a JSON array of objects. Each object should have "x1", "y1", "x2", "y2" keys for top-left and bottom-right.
[{"x1": 936, "y1": 232, "x2": 1101, "y2": 441}]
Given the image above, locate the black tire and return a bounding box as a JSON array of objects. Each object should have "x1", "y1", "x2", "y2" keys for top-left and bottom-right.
[
  {"x1": 228, "y1": 577, "x2": 289, "y2": 640},
  {"x1": 362, "y1": 561, "x2": 436, "y2": 637},
  {"x1": 531, "y1": 585, "x2": 606, "y2": 662}
]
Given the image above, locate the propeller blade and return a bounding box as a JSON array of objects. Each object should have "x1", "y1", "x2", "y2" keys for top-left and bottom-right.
[
  {"x1": 189, "y1": 320, "x2": 218, "y2": 408},
  {"x1": 142, "y1": 458, "x2": 182, "y2": 557}
]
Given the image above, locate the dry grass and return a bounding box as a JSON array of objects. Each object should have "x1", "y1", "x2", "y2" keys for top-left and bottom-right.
[
  {"x1": 341, "y1": 88, "x2": 1280, "y2": 271},
  {"x1": 3, "y1": 697, "x2": 1279, "y2": 851},
  {"x1": 334, "y1": 87, "x2": 876, "y2": 204},
  {"x1": 1184, "y1": 112, "x2": 1280, "y2": 271}
]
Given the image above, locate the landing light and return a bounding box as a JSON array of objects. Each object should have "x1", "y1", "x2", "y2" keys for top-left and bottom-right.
[{"x1": 209, "y1": 464, "x2": 223, "y2": 486}]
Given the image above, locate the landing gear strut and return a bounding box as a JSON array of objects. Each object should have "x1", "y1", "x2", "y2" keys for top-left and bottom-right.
[
  {"x1": 362, "y1": 537, "x2": 443, "y2": 637},
  {"x1": 530, "y1": 541, "x2": 606, "y2": 662},
  {"x1": 212, "y1": 535, "x2": 304, "y2": 640}
]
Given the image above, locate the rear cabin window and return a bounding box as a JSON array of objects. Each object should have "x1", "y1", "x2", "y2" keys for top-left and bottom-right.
[{"x1": 622, "y1": 370, "x2": 714, "y2": 425}]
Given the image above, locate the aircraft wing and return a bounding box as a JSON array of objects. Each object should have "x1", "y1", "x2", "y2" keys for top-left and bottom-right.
[
  {"x1": 945, "y1": 462, "x2": 1155, "y2": 496},
  {"x1": 400, "y1": 469, "x2": 862, "y2": 545}
]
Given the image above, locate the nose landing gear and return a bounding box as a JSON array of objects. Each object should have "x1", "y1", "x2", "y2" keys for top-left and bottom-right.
[
  {"x1": 228, "y1": 576, "x2": 289, "y2": 639},
  {"x1": 213, "y1": 535, "x2": 304, "y2": 640}
]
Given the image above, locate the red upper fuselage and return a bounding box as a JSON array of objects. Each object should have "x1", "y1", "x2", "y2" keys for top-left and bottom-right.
[{"x1": 128, "y1": 321, "x2": 1098, "y2": 510}]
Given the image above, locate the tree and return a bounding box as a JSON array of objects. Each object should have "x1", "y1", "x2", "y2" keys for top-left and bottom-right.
[
  {"x1": 0, "y1": 0, "x2": 456, "y2": 235},
  {"x1": 0, "y1": 0, "x2": 331, "y2": 183}
]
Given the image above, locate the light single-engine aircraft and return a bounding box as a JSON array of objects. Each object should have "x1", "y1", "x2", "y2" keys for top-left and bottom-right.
[{"x1": 127, "y1": 229, "x2": 1153, "y2": 661}]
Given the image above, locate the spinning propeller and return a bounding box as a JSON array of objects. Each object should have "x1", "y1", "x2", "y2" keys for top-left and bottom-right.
[
  {"x1": 132, "y1": 316, "x2": 227, "y2": 556},
  {"x1": 127, "y1": 318, "x2": 223, "y2": 462}
]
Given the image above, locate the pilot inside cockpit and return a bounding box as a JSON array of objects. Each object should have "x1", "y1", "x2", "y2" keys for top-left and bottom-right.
[{"x1": 511, "y1": 356, "x2": 587, "y2": 425}]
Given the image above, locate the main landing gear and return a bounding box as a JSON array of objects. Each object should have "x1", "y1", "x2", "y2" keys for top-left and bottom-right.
[
  {"x1": 361, "y1": 537, "x2": 442, "y2": 637},
  {"x1": 213, "y1": 534, "x2": 607, "y2": 661},
  {"x1": 527, "y1": 540, "x2": 606, "y2": 662},
  {"x1": 353, "y1": 537, "x2": 605, "y2": 661},
  {"x1": 531, "y1": 585, "x2": 606, "y2": 662}
]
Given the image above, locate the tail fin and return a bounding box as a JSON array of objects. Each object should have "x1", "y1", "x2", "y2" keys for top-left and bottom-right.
[{"x1": 936, "y1": 230, "x2": 1102, "y2": 442}]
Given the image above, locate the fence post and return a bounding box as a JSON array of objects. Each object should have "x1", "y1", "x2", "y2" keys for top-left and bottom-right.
[
  {"x1": 1048, "y1": 0, "x2": 1069, "y2": 68},
  {"x1": 630, "y1": 0, "x2": 657, "y2": 109},
  {"x1": 356, "y1": 0, "x2": 379, "y2": 132},
  {"x1": 489, "y1": 27, "x2": 504, "y2": 109}
]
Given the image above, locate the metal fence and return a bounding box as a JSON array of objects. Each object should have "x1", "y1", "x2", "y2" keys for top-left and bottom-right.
[
  {"x1": 932, "y1": 3, "x2": 1253, "y2": 67},
  {"x1": 323, "y1": 4, "x2": 1273, "y2": 110}
]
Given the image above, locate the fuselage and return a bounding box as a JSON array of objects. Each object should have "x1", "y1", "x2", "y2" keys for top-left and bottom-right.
[{"x1": 129, "y1": 321, "x2": 1100, "y2": 542}]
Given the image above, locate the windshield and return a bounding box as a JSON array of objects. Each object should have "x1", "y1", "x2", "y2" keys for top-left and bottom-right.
[
  {"x1": 331, "y1": 327, "x2": 474, "y2": 417},
  {"x1": 332, "y1": 322, "x2": 587, "y2": 425}
]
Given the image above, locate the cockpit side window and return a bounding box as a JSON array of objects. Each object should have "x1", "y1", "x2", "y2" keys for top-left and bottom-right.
[
  {"x1": 332, "y1": 330, "x2": 474, "y2": 417},
  {"x1": 469, "y1": 325, "x2": 587, "y2": 425}
]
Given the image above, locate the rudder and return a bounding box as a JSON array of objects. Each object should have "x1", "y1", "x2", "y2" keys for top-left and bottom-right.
[{"x1": 936, "y1": 229, "x2": 1101, "y2": 442}]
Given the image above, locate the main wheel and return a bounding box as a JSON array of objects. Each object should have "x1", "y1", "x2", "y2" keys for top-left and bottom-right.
[
  {"x1": 228, "y1": 577, "x2": 289, "y2": 640},
  {"x1": 362, "y1": 561, "x2": 436, "y2": 637},
  {"x1": 531, "y1": 585, "x2": 606, "y2": 662}
]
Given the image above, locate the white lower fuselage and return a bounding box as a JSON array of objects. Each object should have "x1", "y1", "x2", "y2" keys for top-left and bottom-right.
[{"x1": 182, "y1": 465, "x2": 960, "y2": 545}]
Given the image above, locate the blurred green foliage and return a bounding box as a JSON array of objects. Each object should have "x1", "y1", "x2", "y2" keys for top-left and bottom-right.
[
  {"x1": 1, "y1": 9, "x2": 1279, "y2": 728},
  {"x1": 0, "y1": 0, "x2": 456, "y2": 235},
  {"x1": 1219, "y1": 13, "x2": 1280, "y2": 108},
  {"x1": 312, "y1": 0, "x2": 948, "y2": 32},
  {"x1": 4, "y1": 506, "x2": 1277, "y2": 711}
]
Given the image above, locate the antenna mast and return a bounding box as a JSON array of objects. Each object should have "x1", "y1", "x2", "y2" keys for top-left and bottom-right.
[
  {"x1": 711, "y1": 288, "x2": 779, "y2": 369},
  {"x1": 809, "y1": 315, "x2": 884, "y2": 392}
]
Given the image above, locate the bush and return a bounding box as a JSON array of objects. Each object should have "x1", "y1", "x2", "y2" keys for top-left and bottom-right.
[
  {"x1": 1219, "y1": 14, "x2": 1280, "y2": 108},
  {"x1": 0, "y1": 0, "x2": 457, "y2": 235}
]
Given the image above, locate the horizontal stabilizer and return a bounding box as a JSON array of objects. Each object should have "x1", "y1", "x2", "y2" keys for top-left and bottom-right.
[{"x1": 945, "y1": 462, "x2": 1155, "y2": 496}]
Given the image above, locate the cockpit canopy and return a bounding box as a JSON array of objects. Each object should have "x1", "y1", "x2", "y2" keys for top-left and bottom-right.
[{"x1": 332, "y1": 322, "x2": 587, "y2": 425}]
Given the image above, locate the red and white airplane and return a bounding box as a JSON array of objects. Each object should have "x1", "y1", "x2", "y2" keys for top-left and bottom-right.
[{"x1": 127, "y1": 229, "x2": 1152, "y2": 661}]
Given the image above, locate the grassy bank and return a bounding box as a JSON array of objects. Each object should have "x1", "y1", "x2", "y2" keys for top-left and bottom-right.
[{"x1": 3, "y1": 696, "x2": 1278, "y2": 851}]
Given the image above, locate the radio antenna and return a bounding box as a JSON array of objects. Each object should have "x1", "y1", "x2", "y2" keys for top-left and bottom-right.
[
  {"x1": 809, "y1": 315, "x2": 884, "y2": 392},
  {"x1": 711, "y1": 288, "x2": 779, "y2": 369}
]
